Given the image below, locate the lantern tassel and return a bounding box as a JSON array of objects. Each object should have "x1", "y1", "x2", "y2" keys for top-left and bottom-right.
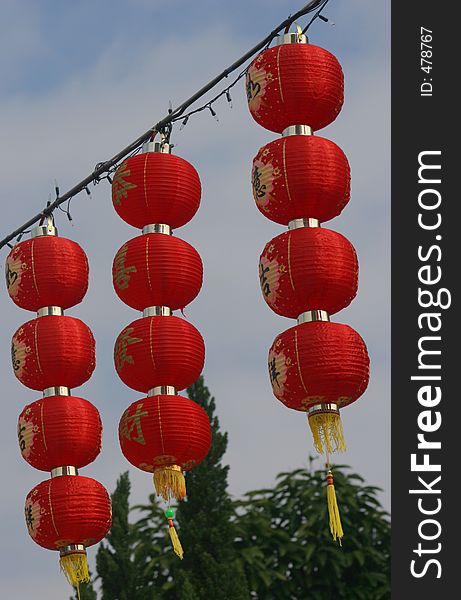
[
  {"x1": 168, "y1": 518, "x2": 184, "y2": 560},
  {"x1": 326, "y1": 469, "x2": 344, "y2": 544},
  {"x1": 59, "y1": 550, "x2": 90, "y2": 599},
  {"x1": 308, "y1": 411, "x2": 346, "y2": 455},
  {"x1": 154, "y1": 465, "x2": 186, "y2": 502},
  {"x1": 164, "y1": 508, "x2": 184, "y2": 559}
]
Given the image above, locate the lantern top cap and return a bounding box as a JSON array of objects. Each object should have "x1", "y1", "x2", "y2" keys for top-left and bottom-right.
[
  {"x1": 277, "y1": 24, "x2": 307, "y2": 45},
  {"x1": 31, "y1": 215, "x2": 58, "y2": 238},
  {"x1": 142, "y1": 139, "x2": 171, "y2": 154}
]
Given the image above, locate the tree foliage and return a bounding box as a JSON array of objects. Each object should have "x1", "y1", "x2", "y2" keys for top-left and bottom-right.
[{"x1": 235, "y1": 463, "x2": 390, "y2": 599}]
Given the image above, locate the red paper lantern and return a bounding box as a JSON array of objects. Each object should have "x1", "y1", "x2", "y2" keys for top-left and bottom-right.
[
  {"x1": 268, "y1": 321, "x2": 369, "y2": 411},
  {"x1": 112, "y1": 152, "x2": 201, "y2": 229},
  {"x1": 120, "y1": 393, "x2": 211, "y2": 506},
  {"x1": 25, "y1": 475, "x2": 111, "y2": 550},
  {"x1": 246, "y1": 42, "x2": 344, "y2": 133},
  {"x1": 252, "y1": 135, "x2": 350, "y2": 225},
  {"x1": 11, "y1": 316, "x2": 96, "y2": 391},
  {"x1": 259, "y1": 227, "x2": 358, "y2": 318},
  {"x1": 119, "y1": 394, "x2": 211, "y2": 474},
  {"x1": 18, "y1": 396, "x2": 102, "y2": 471},
  {"x1": 114, "y1": 315, "x2": 204, "y2": 392},
  {"x1": 113, "y1": 233, "x2": 203, "y2": 311},
  {"x1": 5, "y1": 236, "x2": 88, "y2": 311}
]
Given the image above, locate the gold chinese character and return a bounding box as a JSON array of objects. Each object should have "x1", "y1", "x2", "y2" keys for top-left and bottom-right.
[
  {"x1": 112, "y1": 161, "x2": 137, "y2": 206},
  {"x1": 120, "y1": 403, "x2": 148, "y2": 445},
  {"x1": 115, "y1": 327, "x2": 142, "y2": 370}
]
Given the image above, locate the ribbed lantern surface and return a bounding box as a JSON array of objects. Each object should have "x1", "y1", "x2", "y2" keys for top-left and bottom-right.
[
  {"x1": 259, "y1": 227, "x2": 358, "y2": 318},
  {"x1": 119, "y1": 394, "x2": 211, "y2": 473},
  {"x1": 25, "y1": 476, "x2": 111, "y2": 550},
  {"x1": 268, "y1": 321, "x2": 369, "y2": 411},
  {"x1": 18, "y1": 396, "x2": 102, "y2": 471},
  {"x1": 114, "y1": 315, "x2": 205, "y2": 393},
  {"x1": 11, "y1": 316, "x2": 96, "y2": 391},
  {"x1": 112, "y1": 152, "x2": 201, "y2": 229},
  {"x1": 246, "y1": 43, "x2": 344, "y2": 133},
  {"x1": 113, "y1": 233, "x2": 203, "y2": 311},
  {"x1": 252, "y1": 135, "x2": 350, "y2": 225},
  {"x1": 5, "y1": 236, "x2": 89, "y2": 311}
]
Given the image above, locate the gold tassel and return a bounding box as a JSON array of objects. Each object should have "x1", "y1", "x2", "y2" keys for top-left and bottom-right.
[
  {"x1": 59, "y1": 549, "x2": 90, "y2": 599},
  {"x1": 326, "y1": 470, "x2": 344, "y2": 544},
  {"x1": 308, "y1": 411, "x2": 346, "y2": 455},
  {"x1": 154, "y1": 465, "x2": 186, "y2": 502},
  {"x1": 165, "y1": 508, "x2": 184, "y2": 559}
]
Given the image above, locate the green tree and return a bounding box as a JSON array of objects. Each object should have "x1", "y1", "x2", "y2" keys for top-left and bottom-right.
[
  {"x1": 94, "y1": 471, "x2": 167, "y2": 599},
  {"x1": 235, "y1": 463, "x2": 390, "y2": 600},
  {"x1": 168, "y1": 376, "x2": 250, "y2": 599}
]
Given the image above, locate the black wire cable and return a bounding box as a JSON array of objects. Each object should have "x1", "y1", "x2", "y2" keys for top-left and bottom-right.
[
  {"x1": 0, "y1": 0, "x2": 331, "y2": 251},
  {"x1": 302, "y1": 0, "x2": 331, "y2": 33}
]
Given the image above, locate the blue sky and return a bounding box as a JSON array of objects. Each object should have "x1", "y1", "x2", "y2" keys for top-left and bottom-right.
[{"x1": 0, "y1": 1, "x2": 389, "y2": 597}]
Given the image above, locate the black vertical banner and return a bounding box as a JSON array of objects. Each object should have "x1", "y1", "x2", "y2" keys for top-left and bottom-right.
[{"x1": 392, "y1": 1, "x2": 457, "y2": 597}]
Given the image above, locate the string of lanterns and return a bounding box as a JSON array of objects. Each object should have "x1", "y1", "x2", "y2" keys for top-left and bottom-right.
[
  {"x1": 6, "y1": 218, "x2": 112, "y2": 594},
  {"x1": 246, "y1": 27, "x2": 370, "y2": 542},
  {"x1": 111, "y1": 136, "x2": 212, "y2": 558},
  {"x1": 1, "y1": 6, "x2": 367, "y2": 592}
]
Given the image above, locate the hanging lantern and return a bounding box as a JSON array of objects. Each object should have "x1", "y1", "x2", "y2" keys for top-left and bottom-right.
[
  {"x1": 246, "y1": 37, "x2": 344, "y2": 133},
  {"x1": 25, "y1": 474, "x2": 111, "y2": 586},
  {"x1": 114, "y1": 315, "x2": 205, "y2": 393},
  {"x1": 11, "y1": 315, "x2": 96, "y2": 391},
  {"x1": 112, "y1": 150, "x2": 201, "y2": 229},
  {"x1": 111, "y1": 139, "x2": 211, "y2": 559},
  {"x1": 268, "y1": 319, "x2": 369, "y2": 451},
  {"x1": 259, "y1": 226, "x2": 358, "y2": 318},
  {"x1": 5, "y1": 236, "x2": 89, "y2": 311},
  {"x1": 252, "y1": 135, "x2": 350, "y2": 225},
  {"x1": 247, "y1": 29, "x2": 367, "y2": 544},
  {"x1": 119, "y1": 393, "x2": 211, "y2": 501},
  {"x1": 18, "y1": 395, "x2": 102, "y2": 471},
  {"x1": 112, "y1": 233, "x2": 203, "y2": 311},
  {"x1": 6, "y1": 216, "x2": 111, "y2": 592}
]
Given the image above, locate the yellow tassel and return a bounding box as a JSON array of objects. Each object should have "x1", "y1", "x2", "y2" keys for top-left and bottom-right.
[
  {"x1": 154, "y1": 465, "x2": 186, "y2": 502},
  {"x1": 168, "y1": 518, "x2": 184, "y2": 560},
  {"x1": 308, "y1": 411, "x2": 346, "y2": 455},
  {"x1": 59, "y1": 550, "x2": 90, "y2": 599},
  {"x1": 327, "y1": 470, "x2": 344, "y2": 544}
]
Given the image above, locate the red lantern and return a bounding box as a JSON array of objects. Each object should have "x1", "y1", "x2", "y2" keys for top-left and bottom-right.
[
  {"x1": 268, "y1": 321, "x2": 369, "y2": 410},
  {"x1": 5, "y1": 236, "x2": 88, "y2": 311},
  {"x1": 25, "y1": 475, "x2": 111, "y2": 550},
  {"x1": 119, "y1": 394, "x2": 211, "y2": 501},
  {"x1": 259, "y1": 227, "x2": 358, "y2": 318},
  {"x1": 252, "y1": 135, "x2": 350, "y2": 225},
  {"x1": 114, "y1": 315, "x2": 204, "y2": 393},
  {"x1": 11, "y1": 316, "x2": 96, "y2": 391},
  {"x1": 246, "y1": 42, "x2": 344, "y2": 133},
  {"x1": 18, "y1": 396, "x2": 102, "y2": 471},
  {"x1": 112, "y1": 152, "x2": 201, "y2": 229},
  {"x1": 113, "y1": 233, "x2": 203, "y2": 311}
]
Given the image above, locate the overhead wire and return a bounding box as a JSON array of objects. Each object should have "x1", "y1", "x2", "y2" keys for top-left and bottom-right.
[{"x1": 0, "y1": 0, "x2": 334, "y2": 251}]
